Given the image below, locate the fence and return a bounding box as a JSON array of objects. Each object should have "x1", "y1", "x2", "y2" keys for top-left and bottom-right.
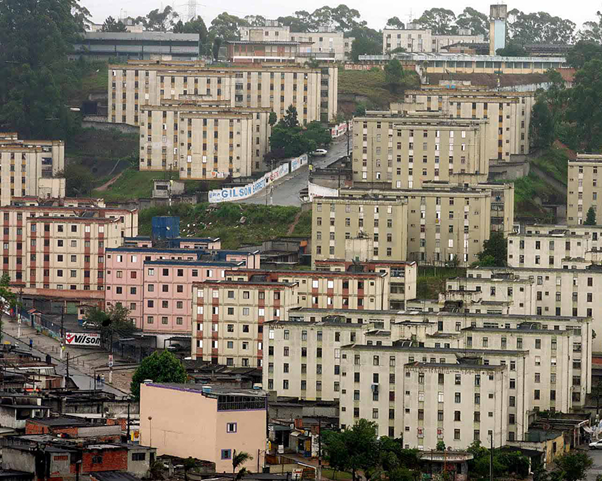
[{"x1": 208, "y1": 154, "x2": 308, "y2": 203}]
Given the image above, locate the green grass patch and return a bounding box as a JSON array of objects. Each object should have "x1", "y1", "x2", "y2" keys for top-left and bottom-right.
[
  {"x1": 417, "y1": 267, "x2": 466, "y2": 298},
  {"x1": 338, "y1": 68, "x2": 419, "y2": 109},
  {"x1": 138, "y1": 203, "x2": 308, "y2": 249},
  {"x1": 513, "y1": 173, "x2": 556, "y2": 222},
  {"x1": 321, "y1": 468, "x2": 353, "y2": 480},
  {"x1": 69, "y1": 61, "x2": 109, "y2": 106},
  {"x1": 93, "y1": 169, "x2": 159, "y2": 201},
  {"x1": 530, "y1": 147, "x2": 569, "y2": 186},
  {"x1": 66, "y1": 128, "x2": 138, "y2": 160}
]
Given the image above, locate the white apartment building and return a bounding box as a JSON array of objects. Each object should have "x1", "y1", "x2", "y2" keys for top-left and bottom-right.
[
  {"x1": 568, "y1": 155, "x2": 602, "y2": 225},
  {"x1": 0, "y1": 136, "x2": 65, "y2": 206},
  {"x1": 507, "y1": 229, "x2": 591, "y2": 268},
  {"x1": 383, "y1": 28, "x2": 484, "y2": 54}
]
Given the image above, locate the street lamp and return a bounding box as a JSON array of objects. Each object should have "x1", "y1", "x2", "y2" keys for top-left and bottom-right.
[{"x1": 148, "y1": 416, "x2": 153, "y2": 447}]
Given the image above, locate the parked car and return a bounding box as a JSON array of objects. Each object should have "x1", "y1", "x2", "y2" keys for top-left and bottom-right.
[
  {"x1": 312, "y1": 149, "x2": 328, "y2": 156},
  {"x1": 589, "y1": 440, "x2": 602, "y2": 449}
]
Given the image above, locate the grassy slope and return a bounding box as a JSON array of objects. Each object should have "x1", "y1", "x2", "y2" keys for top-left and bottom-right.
[
  {"x1": 338, "y1": 68, "x2": 419, "y2": 110},
  {"x1": 417, "y1": 267, "x2": 466, "y2": 299},
  {"x1": 69, "y1": 61, "x2": 109, "y2": 106},
  {"x1": 513, "y1": 173, "x2": 556, "y2": 223},
  {"x1": 138, "y1": 203, "x2": 311, "y2": 249},
  {"x1": 530, "y1": 147, "x2": 569, "y2": 186}
]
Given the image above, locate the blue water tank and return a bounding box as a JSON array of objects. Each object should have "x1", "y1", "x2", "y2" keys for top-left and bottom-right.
[{"x1": 152, "y1": 216, "x2": 180, "y2": 240}]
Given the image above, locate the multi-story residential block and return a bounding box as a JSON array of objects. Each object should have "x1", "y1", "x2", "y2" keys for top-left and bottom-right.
[
  {"x1": 312, "y1": 184, "x2": 514, "y2": 266},
  {"x1": 452, "y1": 266, "x2": 602, "y2": 351},
  {"x1": 314, "y1": 259, "x2": 417, "y2": 309},
  {"x1": 568, "y1": 154, "x2": 602, "y2": 225},
  {"x1": 226, "y1": 268, "x2": 390, "y2": 310},
  {"x1": 139, "y1": 101, "x2": 271, "y2": 178},
  {"x1": 140, "y1": 383, "x2": 266, "y2": 473},
  {"x1": 507, "y1": 229, "x2": 591, "y2": 268},
  {"x1": 396, "y1": 89, "x2": 535, "y2": 161},
  {"x1": 0, "y1": 136, "x2": 65, "y2": 205},
  {"x1": 108, "y1": 61, "x2": 338, "y2": 126},
  {"x1": 311, "y1": 196, "x2": 409, "y2": 266},
  {"x1": 351, "y1": 114, "x2": 490, "y2": 188},
  {"x1": 383, "y1": 28, "x2": 484, "y2": 54},
  {"x1": 265, "y1": 309, "x2": 591, "y2": 413},
  {"x1": 0, "y1": 199, "x2": 137, "y2": 305},
  {"x1": 191, "y1": 279, "x2": 299, "y2": 367}
]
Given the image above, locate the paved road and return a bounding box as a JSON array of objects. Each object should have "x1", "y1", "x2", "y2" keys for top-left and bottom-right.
[
  {"x1": 588, "y1": 448, "x2": 602, "y2": 480},
  {"x1": 1, "y1": 322, "x2": 127, "y2": 397},
  {"x1": 240, "y1": 136, "x2": 351, "y2": 207}
]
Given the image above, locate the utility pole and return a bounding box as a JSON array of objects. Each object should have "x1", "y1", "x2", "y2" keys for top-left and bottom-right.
[
  {"x1": 317, "y1": 417, "x2": 322, "y2": 481},
  {"x1": 127, "y1": 398, "x2": 131, "y2": 441},
  {"x1": 346, "y1": 119, "x2": 350, "y2": 158},
  {"x1": 60, "y1": 303, "x2": 65, "y2": 360},
  {"x1": 108, "y1": 328, "x2": 114, "y2": 384},
  {"x1": 66, "y1": 352, "x2": 70, "y2": 384},
  {"x1": 490, "y1": 432, "x2": 494, "y2": 481}
]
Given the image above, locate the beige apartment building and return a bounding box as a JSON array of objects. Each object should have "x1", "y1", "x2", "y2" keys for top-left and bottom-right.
[
  {"x1": 225, "y1": 268, "x2": 390, "y2": 311},
  {"x1": 397, "y1": 89, "x2": 534, "y2": 161},
  {"x1": 383, "y1": 29, "x2": 484, "y2": 54},
  {"x1": 108, "y1": 61, "x2": 338, "y2": 126},
  {"x1": 567, "y1": 155, "x2": 602, "y2": 225},
  {"x1": 139, "y1": 101, "x2": 271, "y2": 178},
  {"x1": 191, "y1": 279, "x2": 298, "y2": 367},
  {"x1": 314, "y1": 259, "x2": 417, "y2": 309},
  {"x1": 312, "y1": 184, "x2": 513, "y2": 266},
  {"x1": 0, "y1": 136, "x2": 65, "y2": 205},
  {"x1": 352, "y1": 115, "x2": 490, "y2": 188},
  {"x1": 311, "y1": 196, "x2": 409, "y2": 266},
  {"x1": 0, "y1": 199, "x2": 137, "y2": 304},
  {"x1": 507, "y1": 229, "x2": 592, "y2": 268},
  {"x1": 453, "y1": 266, "x2": 602, "y2": 351}
]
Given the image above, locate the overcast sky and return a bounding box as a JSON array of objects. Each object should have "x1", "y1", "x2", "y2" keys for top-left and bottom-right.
[{"x1": 81, "y1": 0, "x2": 599, "y2": 30}]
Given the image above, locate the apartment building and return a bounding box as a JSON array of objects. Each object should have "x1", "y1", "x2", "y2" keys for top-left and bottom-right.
[
  {"x1": 314, "y1": 259, "x2": 417, "y2": 309},
  {"x1": 507, "y1": 229, "x2": 591, "y2": 268},
  {"x1": 396, "y1": 89, "x2": 535, "y2": 161},
  {"x1": 0, "y1": 136, "x2": 65, "y2": 205},
  {"x1": 568, "y1": 155, "x2": 602, "y2": 225},
  {"x1": 313, "y1": 184, "x2": 513, "y2": 266},
  {"x1": 311, "y1": 196, "x2": 409, "y2": 265},
  {"x1": 265, "y1": 308, "x2": 591, "y2": 411},
  {"x1": 108, "y1": 61, "x2": 338, "y2": 126},
  {"x1": 139, "y1": 101, "x2": 271, "y2": 178},
  {"x1": 383, "y1": 29, "x2": 484, "y2": 54},
  {"x1": 351, "y1": 114, "x2": 490, "y2": 188},
  {"x1": 0, "y1": 200, "x2": 137, "y2": 304},
  {"x1": 191, "y1": 279, "x2": 299, "y2": 367},
  {"x1": 225, "y1": 268, "x2": 390, "y2": 310},
  {"x1": 140, "y1": 383, "x2": 266, "y2": 473},
  {"x1": 454, "y1": 266, "x2": 602, "y2": 351}
]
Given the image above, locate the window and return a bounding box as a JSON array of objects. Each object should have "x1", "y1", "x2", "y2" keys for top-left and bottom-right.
[
  {"x1": 221, "y1": 450, "x2": 232, "y2": 460},
  {"x1": 226, "y1": 422, "x2": 237, "y2": 433}
]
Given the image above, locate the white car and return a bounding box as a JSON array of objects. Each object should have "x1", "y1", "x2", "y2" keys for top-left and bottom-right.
[
  {"x1": 589, "y1": 440, "x2": 602, "y2": 450},
  {"x1": 313, "y1": 149, "x2": 328, "y2": 156}
]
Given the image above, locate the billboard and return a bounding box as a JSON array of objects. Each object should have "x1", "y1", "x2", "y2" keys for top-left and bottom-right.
[{"x1": 65, "y1": 332, "x2": 101, "y2": 347}]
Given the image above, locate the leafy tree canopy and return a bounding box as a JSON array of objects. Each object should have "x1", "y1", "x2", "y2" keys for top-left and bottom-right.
[
  {"x1": 101, "y1": 16, "x2": 127, "y2": 32},
  {"x1": 476, "y1": 232, "x2": 507, "y2": 267},
  {"x1": 585, "y1": 206, "x2": 597, "y2": 225},
  {"x1": 415, "y1": 8, "x2": 458, "y2": 35},
  {"x1": 496, "y1": 42, "x2": 528, "y2": 57},
  {"x1": 131, "y1": 350, "x2": 187, "y2": 400},
  {"x1": 507, "y1": 9, "x2": 576, "y2": 44},
  {"x1": 135, "y1": 6, "x2": 178, "y2": 32},
  {"x1": 269, "y1": 106, "x2": 330, "y2": 158},
  {"x1": 386, "y1": 17, "x2": 404, "y2": 29},
  {"x1": 456, "y1": 7, "x2": 489, "y2": 38}
]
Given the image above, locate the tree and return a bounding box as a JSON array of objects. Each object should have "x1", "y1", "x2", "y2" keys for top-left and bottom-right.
[
  {"x1": 351, "y1": 36, "x2": 381, "y2": 61},
  {"x1": 85, "y1": 304, "x2": 137, "y2": 348},
  {"x1": 476, "y1": 232, "x2": 507, "y2": 267},
  {"x1": 567, "y1": 40, "x2": 602, "y2": 69},
  {"x1": 322, "y1": 420, "x2": 381, "y2": 481},
  {"x1": 304, "y1": 121, "x2": 332, "y2": 147},
  {"x1": 209, "y1": 12, "x2": 248, "y2": 41},
  {"x1": 183, "y1": 457, "x2": 198, "y2": 481},
  {"x1": 60, "y1": 164, "x2": 94, "y2": 198},
  {"x1": 496, "y1": 42, "x2": 528, "y2": 57},
  {"x1": 101, "y1": 16, "x2": 127, "y2": 32},
  {"x1": 581, "y1": 12, "x2": 602, "y2": 44},
  {"x1": 232, "y1": 450, "x2": 252, "y2": 473},
  {"x1": 456, "y1": 7, "x2": 489, "y2": 38},
  {"x1": 384, "y1": 59, "x2": 406, "y2": 93},
  {"x1": 530, "y1": 99, "x2": 555, "y2": 150},
  {"x1": 130, "y1": 350, "x2": 188, "y2": 400},
  {"x1": 507, "y1": 10, "x2": 575, "y2": 44},
  {"x1": 567, "y1": 58, "x2": 602, "y2": 150},
  {"x1": 552, "y1": 452, "x2": 593, "y2": 481},
  {"x1": 269, "y1": 108, "x2": 330, "y2": 159},
  {"x1": 586, "y1": 206, "x2": 597, "y2": 225},
  {"x1": 415, "y1": 8, "x2": 458, "y2": 35},
  {"x1": 268, "y1": 112, "x2": 278, "y2": 127},
  {"x1": 436, "y1": 441, "x2": 446, "y2": 451},
  {"x1": 385, "y1": 17, "x2": 404, "y2": 29},
  {"x1": 135, "y1": 6, "x2": 178, "y2": 32},
  {"x1": 0, "y1": 0, "x2": 88, "y2": 140},
  {"x1": 0, "y1": 273, "x2": 17, "y2": 343},
  {"x1": 282, "y1": 106, "x2": 299, "y2": 129},
  {"x1": 173, "y1": 16, "x2": 209, "y2": 54}
]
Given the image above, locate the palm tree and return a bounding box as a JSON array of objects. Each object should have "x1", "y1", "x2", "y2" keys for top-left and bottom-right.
[
  {"x1": 232, "y1": 450, "x2": 253, "y2": 475},
  {"x1": 184, "y1": 457, "x2": 197, "y2": 481}
]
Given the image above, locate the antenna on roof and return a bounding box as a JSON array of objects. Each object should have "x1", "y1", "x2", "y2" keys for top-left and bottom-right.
[{"x1": 187, "y1": 0, "x2": 197, "y2": 22}]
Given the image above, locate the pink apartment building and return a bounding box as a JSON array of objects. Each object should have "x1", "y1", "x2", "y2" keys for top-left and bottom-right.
[
  {"x1": 105, "y1": 246, "x2": 260, "y2": 334},
  {"x1": 123, "y1": 236, "x2": 222, "y2": 251}
]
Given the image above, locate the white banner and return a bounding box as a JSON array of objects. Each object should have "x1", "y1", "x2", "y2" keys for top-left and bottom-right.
[
  {"x1": 65, "y1": 332, "x2": 101, "y2": 346},
  {"x1": 208, "y1": 154, "x2": 308, "y2": 203}
]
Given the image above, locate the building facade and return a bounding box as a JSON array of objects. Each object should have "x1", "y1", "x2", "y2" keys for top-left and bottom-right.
[
  {"x1": 108, "y1": 61, "x2": 338, "y2": 126},
  {"x1": 0, "y1": 136, "x2": 65, "y2": 206},
  {"x1": 351, "y1": 115, "x2": 490, "y2": 188},
  {"x1": 139, "y1": 101, "x2": 271, "y2": 178},
  {"x1": 568, "y1": 155, "x2": 602, "y2": 225},
  {"x1": 383, "y1": 29, "x2": 485, "y2": 54}
]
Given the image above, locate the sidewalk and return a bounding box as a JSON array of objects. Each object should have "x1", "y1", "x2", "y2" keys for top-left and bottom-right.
[{"x1": 1, "y1": 316, "x2": 133, "y2": 394}]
